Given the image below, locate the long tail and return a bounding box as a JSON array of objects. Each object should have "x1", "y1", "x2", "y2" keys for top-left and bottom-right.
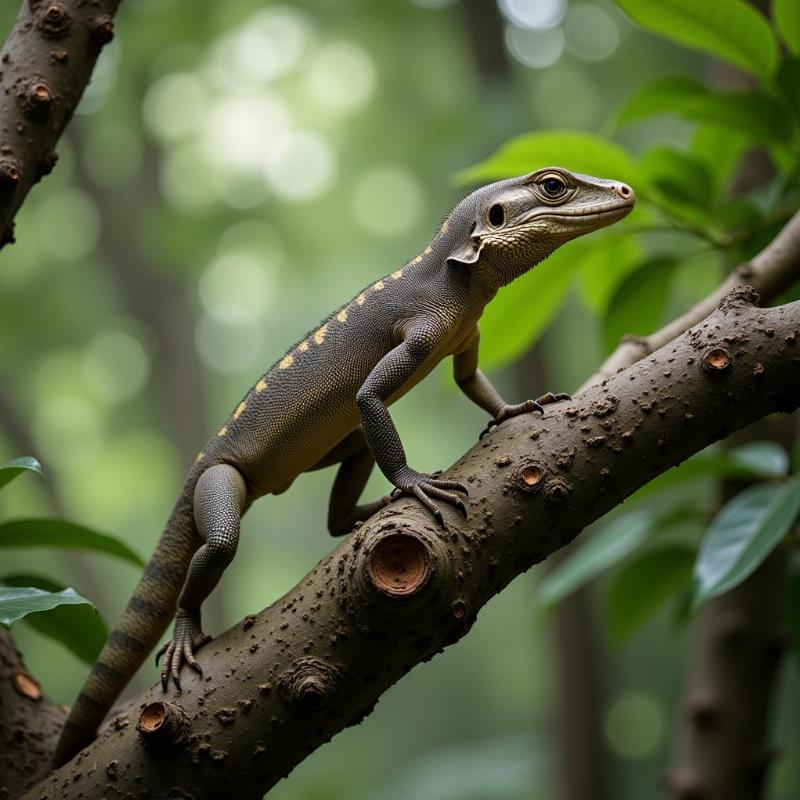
[{"x1": 54, "y1": 480, "x2": 200, "y2": 765}]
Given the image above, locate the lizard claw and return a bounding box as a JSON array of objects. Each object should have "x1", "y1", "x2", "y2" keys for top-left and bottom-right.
[
  {"x1": 391, "y1": 469, "x2": 469, "y2": 526},
  {"x1": 479, "y1": 399, "x2": 544, "y2": 439},
  {"x1": 158, "y1": 610, "x2": 210, "y2": 693}
]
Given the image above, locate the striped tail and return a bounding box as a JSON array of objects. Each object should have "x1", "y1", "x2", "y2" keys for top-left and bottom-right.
[{"x1": 54, "y1": 484, "x2": 200, "y2": 765}]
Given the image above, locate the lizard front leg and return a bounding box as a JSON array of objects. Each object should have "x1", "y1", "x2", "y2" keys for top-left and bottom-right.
[
  {"x1": 356, "y1": 328, "x2": 468, "y2": 526},
  {"x1": 156, "y1": 463, "x2": 246, "y2": 690},
  {"x1": 453, "y1": 326, "x2": 569, "y2": 437}
]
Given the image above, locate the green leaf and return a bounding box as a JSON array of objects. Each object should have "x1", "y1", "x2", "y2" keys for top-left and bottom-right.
[
  {"x1": 479, "y1": 240, "x2": 583, "y2": 369},
  {"x1": 777, "y1": 58, "x2": 800, "y2": 118},
  {"x1": 617, "y1": 75, "x2": 792, "y2": 143},
  {"x1": 1, "y1": 574, "x2": 107, "y2": 664},
  {"x1": 635, "y1": 443, "x2": 789, "y2": 499},
  {"x1": 578, "y1": 233, "x2": 644, "y2": 314},
  {"x1": 639, "y1": 146, "x2": 714, "y2": 209},
  {"x1": 0, "y1": 519, "x2": 145, "y2": 567},
  {"x1": 539, "y1": 511, "x2": 657, "y2": 607},
  {"x1": 456, "y1": 131, "x2": 637, "y2": 187},
  {"x1": 615, "y1": 0, "x2": 779, "y2": 79},
  {"x1": 774, "y1": 0, "x2": 800, "y2": 55},
  {"x1": 0, "y1": 457, "x2": 42, "y2": 490},
  {"x1": 691, "y1": 125, "x2": 749, "y2": 199},
  {"x1": 787, "y1": 569, "x2": 800, "y2": 670},
  {"x1": 694, "y1": 478, "x2": 800, "y2": 606},
  {"x1": 0, "y1": 586, "x2": 93, "y2": 627},
  {"x1": 605, "y1": 545, "x2": 695, "y2": 645},
  {"x1": 603, "y1": 257, "x2": 679, "y2": 352}
]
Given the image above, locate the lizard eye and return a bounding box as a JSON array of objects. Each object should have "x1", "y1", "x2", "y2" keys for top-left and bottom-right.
[
  {"x1": 488, "y1": 203, "x2": 505, "y2": 227},
  {"x1": 541, "y1": 176, "x2": 567, "y2": 198}
]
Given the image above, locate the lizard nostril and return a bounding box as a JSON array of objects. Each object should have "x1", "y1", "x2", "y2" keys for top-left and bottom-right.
[{"x1": 616, "y1": 183, "x2": 633, "y2": 200}]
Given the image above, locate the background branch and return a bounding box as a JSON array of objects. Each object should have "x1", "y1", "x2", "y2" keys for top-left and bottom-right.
[{"x1": 0, "y1": 0, "x2": 120, "y2": 248}]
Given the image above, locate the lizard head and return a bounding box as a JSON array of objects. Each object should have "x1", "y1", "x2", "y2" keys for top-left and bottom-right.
[{"x1": 447, "y1": 167, "x2": 635, "y2": 287}]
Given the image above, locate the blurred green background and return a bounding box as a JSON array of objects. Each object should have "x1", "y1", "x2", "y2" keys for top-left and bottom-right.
[{"x1": 0, "y1": 0, "x2": 798, "y2": 798}]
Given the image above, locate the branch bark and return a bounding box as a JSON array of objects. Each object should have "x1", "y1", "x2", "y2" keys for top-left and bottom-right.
[
  {"x1": 22, "y1": 290, "x2": 800, "y2": 800},
  {"x1": 0, "y1": 627, "x2": 66, "y2": 797},
  {"x1": 0, "y1": 0, "x2": 121, "y2": 248}
]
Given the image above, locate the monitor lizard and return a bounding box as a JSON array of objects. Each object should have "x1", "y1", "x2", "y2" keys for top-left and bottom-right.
[{"x1": 54, "y1": 166, "x2": 634, "y2": 764}]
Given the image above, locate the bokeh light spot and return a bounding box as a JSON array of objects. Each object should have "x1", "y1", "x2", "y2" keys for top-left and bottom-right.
[
  {"x1": 263, "y1": 129, "x2": 336, "y2": 202},
  {"x1": 498, "y1": 0, "x2": 564, "y2": 30},
  {"x1": 83, "y1": 328, "x2": 150, "y2": 404},
  {"x1": 564, "y1": 3, "x2": 621, "y2": 62},
  {"x1": 505, "y1": 25, "x2": 565, "y2": 69},
  {"x1": 199, "y1": 253, "x2": 277, "y2": 324},
  {"x1": 352, "y1": 166, "x2": 424, "y2": 237},
  {"x1": 304, "y1": 41, "x2": 377, "y2": 116},
  {"x1": 605, "y1": 691, "x2": 664, "y2": 759},
  {"x1": 143, "y1": 72, "x2": 208, "y2": 142},
  {"x1": 195, "y1": 314, "x2": 263, "y2": 373}
]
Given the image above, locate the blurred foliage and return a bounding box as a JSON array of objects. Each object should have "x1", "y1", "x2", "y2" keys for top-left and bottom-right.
[{"x1": 0, "y1": 0, "x2": 799, "y2": 797}]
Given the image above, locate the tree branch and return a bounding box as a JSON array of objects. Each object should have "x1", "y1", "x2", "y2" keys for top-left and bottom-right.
[
  {"x1": 581, "y1": 209, "x2": 800, "y2": 389},
  {"x1": 22, "y1": 290, "x2": 800, "y2": 800},
  {"x1": 0, "y1": 0, "x2": 121, "y2": 248},
  {"x1": 0, "y1": 627, "x2": 66, "y2": 797}
]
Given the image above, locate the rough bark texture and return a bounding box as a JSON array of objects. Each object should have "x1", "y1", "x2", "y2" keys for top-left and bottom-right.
[
  {"x1": 664, "y1": 549, "x2": 788, "y2": 800},
  {"x1": 0, "y1": 0, "x2": 121, "y2": 248},
  {"x1": 0, "y1": 627, "x2": 66, "y2": 797},
  {"x1": 20, "y1": 291, "x2": 800, "y2": 800}
]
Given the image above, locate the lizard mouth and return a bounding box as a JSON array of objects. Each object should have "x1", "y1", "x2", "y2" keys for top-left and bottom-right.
[{"x1": 511, "y1": 198, "x2": 635, "y2": 229}]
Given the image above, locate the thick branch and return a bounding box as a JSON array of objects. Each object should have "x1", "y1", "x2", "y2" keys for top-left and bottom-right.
[
  {"x1": 581, "y1": 209, "x2": 800, "y2": 389},
  {"x1": 0, "y1": 627, "x2": 66, "y2": 796},
  {"x1": 0, "y1": 0, "x2": 120, "y2": 248},
  {"x1": 24, "y1": 291, "x2": 800, "y2": 800}
]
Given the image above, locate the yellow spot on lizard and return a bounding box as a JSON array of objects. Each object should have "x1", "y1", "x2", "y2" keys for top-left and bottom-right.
[
  {"x1": 314, "y1": 324, "x2": 329, "y2": 345},
  {"x1": 336, "y1": 309, "x2": 348, "y2": 323},
  {"x1": 373, "y1": 280, "x2": 385, "y2": 291},
  {"x1": 299, "y1": 341, "x2": 309, "y2": 353},
  {"x1": 255, "y1": 378, "x2": 267, "y2": 392},
  {"x1": 356, "y1": 293, "x2": 366, "y2": 305},
  {"x1": 195, "y1": 451, "x2": 205, "y2": 463},
  {"x1": 217, "y1": 425, "x2": 227, "y2": 437},
  {"x1": 412, "y1": 255, "x2": 423, "y2": 264},
  {"x1": 280, "y1": 354, "x2": 294, "y2": 369},
  {"x1": 234, "y1": 401, "x2": 247, "y2": 419},
  {"x1": 424, "y1": 245, "x2": 432, "y2": 254},
  {"x1": 441, "y1": 219, "x2": 449, "y2": 234},
  {"x1": 391, "y1": 269, "x2": 403, "y2": 279}
]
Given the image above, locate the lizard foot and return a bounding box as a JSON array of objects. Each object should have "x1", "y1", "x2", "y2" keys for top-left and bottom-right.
[
  {"x1": 156, "y1": 609, "x2": 211, "y2": 692},
  {"x1": 535, "y1": 391, "x2": 572, "y2": 406},
  {"x1": 479, "y1": 399, "x2": 543, "y2": 439},
  {"x1": 390, "y1": 468, "x2": 468, "y2": 526}
]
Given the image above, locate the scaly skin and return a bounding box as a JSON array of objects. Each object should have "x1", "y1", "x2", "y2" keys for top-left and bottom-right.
[{"x1": 54, "y1": 167, "x2": 635, "y2": 765}]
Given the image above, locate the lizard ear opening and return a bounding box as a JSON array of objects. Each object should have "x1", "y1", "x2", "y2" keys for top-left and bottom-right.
[{"x1": 446, "y1": 237, "x2": 482, "y2": 267}]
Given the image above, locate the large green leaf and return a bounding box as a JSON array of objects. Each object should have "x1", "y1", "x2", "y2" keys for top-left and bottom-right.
[
  {"x1": 578, "y1": 233, "x2": 644, "y2": 315},
  {"x1": 617, "y1": 75, "x2": 792, "y2": 143},
  {"x1": 1, "y1": 574, "x2": 107, "y2": 664},
  {"x1": 615, "y1": 0, "x2": 779, "y2": 79},
  {"x1": 539, "y1": 511, "x2": 657, "y2": 607},
  {"x1": 773, "y1": 0, "x2": 800, "y2": 55},
  {"x1": 634, "y1": 442, "x2": 789, "y2": 500},
  {"x1": 456, "y1": 131, "x2": 637, "y2": 187},
  {"x1": 639, "y1": 146, "x2": 714, "y2": 210},
  {"x1": 694, "y1": 478, "x2": 800, "y2": 605},
  {"x1": 479, "y1": 241, "x2": 584, "y2": 369},
  {"x1": 605, "y1": 545, "x2": 695, "y2": 645},
  {"x1": 0, "y1": 586, "x2": 93, "y2": 627},
  {"x1": 0, "y1": 519, "x2": 145, "y2": 567},
  {"x1": 603, "y1": 257, "x2": 679, "y2": 352},
  {"x1": 691, "y1": 125, "x2": 749, "y2": 199},
  {"x1": 0, "y1": 457, "x2": 42, "y2": 490}
]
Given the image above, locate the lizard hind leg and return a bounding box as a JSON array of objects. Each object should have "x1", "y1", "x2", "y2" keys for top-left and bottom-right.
[{"x1": 158, "y1": 463, "x2": 246, "y2": 691}]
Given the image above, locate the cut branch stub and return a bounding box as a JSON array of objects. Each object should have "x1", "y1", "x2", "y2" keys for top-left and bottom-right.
[
  {"x1": 136, "y1": 700, "x2": 188, "y2": 750},
  {"x1": 13, "y1": 671, "x2": 42, "y2": 700},
  {"x1": 515, "y1": 462, "x2": 545, "y2": 492},
  {"x1": 703, "y1": 347, "x2": 732, "y2": 374},
  {"x1": 366, "y1": 531, "x2": 431, "y2": 599}
]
